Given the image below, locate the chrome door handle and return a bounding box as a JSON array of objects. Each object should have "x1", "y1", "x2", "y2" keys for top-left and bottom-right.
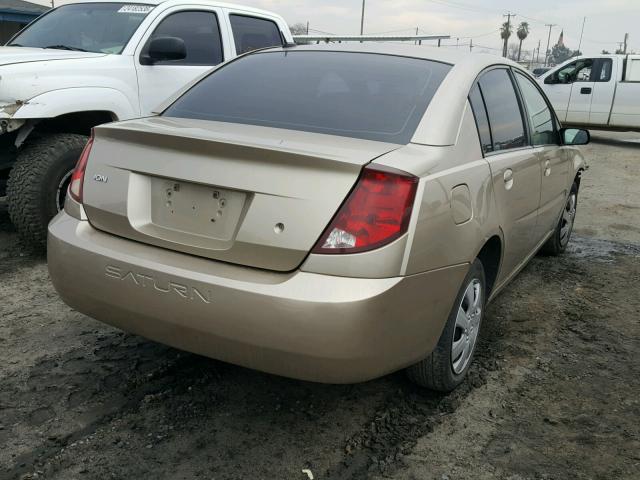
[
  {"x1": 544, "y1": 160, "x2": 551, "y2": 177},
  {"x1": 503, "y1": 169, "x2": 514, "y2": 190}
]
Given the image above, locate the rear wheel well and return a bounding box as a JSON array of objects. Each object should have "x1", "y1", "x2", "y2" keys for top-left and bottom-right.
[
  {"x1": 34, "y1": 111, "x2": 116, "y2": 137},
  {"x1": 476, "y1": 236, "x2": 502, "y2": 296},
  {"x1": 574, "y1": 169, "x2": 584, "y2": 190}
]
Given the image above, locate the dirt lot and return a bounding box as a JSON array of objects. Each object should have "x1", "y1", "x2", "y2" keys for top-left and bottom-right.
[{"x1": 1, "y1": 131, "x2": 639, "y2": 480}]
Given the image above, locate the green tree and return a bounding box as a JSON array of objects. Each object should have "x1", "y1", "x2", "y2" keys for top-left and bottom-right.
[
  {"x1": 500, "y1": 21, "x2": 512, "y2": 57},
  {"x1": 289, "y1": 23, "x2": 308, "y2": 35},
  {"x1": 516, "y1": 22, "x2": 529, "y2": 61},
  {"x1": 549, "y1": 43, "x2": 580, "y2": 64}
]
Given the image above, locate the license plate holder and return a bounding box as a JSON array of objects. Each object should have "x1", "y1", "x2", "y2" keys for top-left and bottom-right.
[{"x1": 150, "y1": 178, "x2": 246, "y2": 241}]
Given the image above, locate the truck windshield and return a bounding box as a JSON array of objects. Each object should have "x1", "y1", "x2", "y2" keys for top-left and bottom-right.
[
  {"x1": 164, "y1": 51, "x2": 451, "y2": 144},
  {"x1": 8, "y1": 3, "x2": 153, "y2": 54}
]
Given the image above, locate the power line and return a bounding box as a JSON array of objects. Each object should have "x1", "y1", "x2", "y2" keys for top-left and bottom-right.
[
  {"x1": 456, "y1": 29, "x2": 501, "y2": 40},
  {"x1": 307, "y1": 28, "x2": 336, "y2": 35},
  {"x1": 425, "y1": 0, "x2": 553, "y2": 25}
]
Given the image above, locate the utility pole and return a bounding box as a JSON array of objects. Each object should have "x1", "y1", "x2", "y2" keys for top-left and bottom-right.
[
  {"x1": 577, "y1": 17, "x2": 586, "y2": 54},
  {"x1": 360, "y1": 0, "x2": 365, "y2": 36},
  {"x1": 306, "y1": 21, "x2": 309, "y2": 34},
  {"x1": 544, "y1": 23, "x2": 556, "y2": 66},
  {"x1": 623, "y1": 33, "x2": 629, "y2": 54},
  {"x1": 503, "y1": 12, "x2": 515, "y2": 58},
  {"x1": 456, "y1": 37, "x2": 459, "y2": 49},
  {"x1": 415, "y1": 27, "x2": 419, "y2": 45},
  {"x1": 470, "y1": 38, "x2": 473, "y2": 52}
]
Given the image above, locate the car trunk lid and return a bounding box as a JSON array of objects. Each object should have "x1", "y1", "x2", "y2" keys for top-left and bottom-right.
[{"x1": 82, "y1": 117, "x2": 400, "y2": 271}]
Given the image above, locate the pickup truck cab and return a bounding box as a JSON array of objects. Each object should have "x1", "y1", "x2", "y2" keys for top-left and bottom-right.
[
  {"x1": 1, "y1": 0, "x2": 291, "y2": 248},
  {"x1": 539, "y1": 54, "x2": 640, "y2": 131}
]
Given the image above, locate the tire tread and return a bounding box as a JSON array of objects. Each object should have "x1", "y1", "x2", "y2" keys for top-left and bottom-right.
[{"x1": 7, "y1": 133, "x2": 88, "y2": 250}]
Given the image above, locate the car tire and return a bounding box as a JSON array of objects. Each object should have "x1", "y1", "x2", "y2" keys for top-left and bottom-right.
[
  {"x1": 406, "y1": 259, "x2": 486, "y2": 392},
  {"x1": 541, "y1": 181, "x2": 579, "y2": 256},
  {"x1": 7, "y1": 133, "x2": 88, "y2": 250}
]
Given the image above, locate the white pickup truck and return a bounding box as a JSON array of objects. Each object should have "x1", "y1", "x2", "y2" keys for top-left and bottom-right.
[
  {"x1": 0, "y1": 0, "x2": 291, "y2": 247},
  {"x1": 539, "y1": 54, "x2": 640, "y2": 131}
]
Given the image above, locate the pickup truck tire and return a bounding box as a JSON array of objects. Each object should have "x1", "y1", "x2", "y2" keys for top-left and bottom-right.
[
  {"x1": 7, "y1": 133, "x2": 88, "y2": 250},
  {"x1": 541, "y1": 181, "x2": 579, "y2": 256},
  {"x1": 406, "y1": 259, "x2": 486, "y2": 392}
]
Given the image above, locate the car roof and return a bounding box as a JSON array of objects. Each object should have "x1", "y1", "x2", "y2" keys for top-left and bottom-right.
[
  {"x1": 262, "y1": 43, "x2": 523, "y2": 71},
  {"x1": 256, "y1": 44, "x2": 527, "y2": 146}
]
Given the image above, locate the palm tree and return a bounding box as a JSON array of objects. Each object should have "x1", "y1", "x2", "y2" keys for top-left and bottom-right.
[
  {"x1": 500, "y1": 21, "x2": 512, "y2": 57},
  {"x1": 516, "y1": 22, "x2": 530, "y2": 61}
]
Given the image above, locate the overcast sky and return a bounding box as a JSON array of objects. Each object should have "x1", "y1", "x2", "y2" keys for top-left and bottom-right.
[{"x1": 30, "y1": 0, "x2": 640, "y2": 56}]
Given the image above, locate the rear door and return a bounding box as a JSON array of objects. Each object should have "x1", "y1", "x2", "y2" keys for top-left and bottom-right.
[
  {"x1": 610, "y1": 56, "x2": 640, "y2": 128},
  {"x1": 513, "y1": 70, "x2": 568, "y2": 238},
  {"x1": 470, "y1": 68, "x2": 542, "y2": 279},
  {"x1": 588, "y1": 58, "x2": 616, "y2": 125},
  {"x1": 134, "y1": 6, "x2": 230, "y2": 114},
  {"x1": 566, "y1": 58, "x2": 595, "y2": 124}
]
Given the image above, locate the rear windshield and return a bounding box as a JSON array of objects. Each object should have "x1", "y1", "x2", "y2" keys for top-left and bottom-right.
[{"x1": 164, "y1": 51, "x2": 451, "y2": 144}]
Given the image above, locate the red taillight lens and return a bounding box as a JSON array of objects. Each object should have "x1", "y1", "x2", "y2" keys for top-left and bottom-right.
[
  {"x1": 312, "y1": 165, "x2": 418, "y2": 254},
  {"x1": 68, "y1": 134, "x2": 94, "y2": 204}
]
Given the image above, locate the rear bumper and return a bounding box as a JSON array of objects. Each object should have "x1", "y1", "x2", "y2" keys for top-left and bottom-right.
[{"x1": 48, "y1": 212, "x2": 468, "y2": 383}]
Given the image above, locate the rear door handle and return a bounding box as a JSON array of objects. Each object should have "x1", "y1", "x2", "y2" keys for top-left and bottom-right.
[
  {"x1": 580, "y1": 87, "x2": 592, "y2": 94},
  {"x1": 544, "y1": 160, "x2": 551, "y2": 177},
  {"x1": 503, "y1": 169, "x2": 514, "y2": 190}
]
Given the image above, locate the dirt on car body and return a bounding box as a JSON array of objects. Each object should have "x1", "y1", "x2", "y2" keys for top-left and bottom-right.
[{"x1": 1, "y1": 131, "x2": 639, "y2": 480}]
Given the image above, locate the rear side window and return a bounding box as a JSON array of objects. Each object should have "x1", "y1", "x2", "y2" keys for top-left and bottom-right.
[
  {"x1": 514, "y1": 72, "x2": 558, "y2": 146},
  {"x1": 592, "y1": 58, "x2": 612, "y2": 82},
  {"x1": 143, "y1": 11, "x2": 223, "y2": 65},
  {"x1": 627, "y1": 58, "x2": 640, "y2": 81},
  {"x1": 468, "y1": 84, "x2": 493, "y2": 154},
  {"x1": 164, "y1": 51, "x2": 452, "y2": 144},
  {"x1": 229, "y1": 15, "x2": 282, "y2": 54},
  {"x1": 477, "y1": 69, "x2": 527, "y2": 152}
]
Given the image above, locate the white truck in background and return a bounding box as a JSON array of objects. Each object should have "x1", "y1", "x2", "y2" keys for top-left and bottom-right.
[
  {"x1": 538, "y1": 55, "x2": 640, "y2": 131},
  {"x1": 1, "y1": 0, "x2": 291, "y2": 248},
  {"x1": 539, "y1": 54, "x2": 640, "y2": 131}
]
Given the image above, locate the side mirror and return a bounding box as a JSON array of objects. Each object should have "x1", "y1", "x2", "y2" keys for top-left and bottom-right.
[
  {"x1": 561, "y1": 128, "x2": 590, "y2": 146},
  {"x1": 544, "y1": 75, "x2": 556, "y2": 85},
  {"x1": 141, "y1": 36, "x2": 186, "y2": 65}
]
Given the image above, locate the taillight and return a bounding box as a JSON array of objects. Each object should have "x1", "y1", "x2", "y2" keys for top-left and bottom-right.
[
  {"x1": 68, "y1": 133, "x2": 94, "y2": 204},
  {"x1": 312, "y1": 165, "x2": 418, "y2": 254}
]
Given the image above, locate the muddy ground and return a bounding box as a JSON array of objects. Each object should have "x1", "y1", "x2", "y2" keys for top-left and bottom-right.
[{"x1": 1, "y1": 131, "x2": 639, "y2": 480}]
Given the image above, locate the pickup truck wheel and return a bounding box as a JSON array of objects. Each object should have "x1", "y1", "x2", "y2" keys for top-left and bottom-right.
[
  {"x1": 541, "y1": 181, "x2": 579, "y2": 256},
  {"x1": 7, "y1": 133, "x2": 88, "y2": 250},
  {"x1": 406, "y1": 259, "x2": 486, "y2": 392}
]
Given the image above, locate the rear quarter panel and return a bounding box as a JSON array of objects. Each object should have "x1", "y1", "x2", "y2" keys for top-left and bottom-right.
[
  {"x1": 377, "y1": 101, "x2": 500, "y2": 275},
  {"x1": 611, "y1": 82, "x2": 640, "y2": 128}
]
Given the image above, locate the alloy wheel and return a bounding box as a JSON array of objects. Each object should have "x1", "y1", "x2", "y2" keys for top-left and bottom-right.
[
  {"x1": 560, "y1": 192, "x2": 577, "y2": 247},
  {"x1": 452, "y1": 278, "x2": 483, "y2": 374}
]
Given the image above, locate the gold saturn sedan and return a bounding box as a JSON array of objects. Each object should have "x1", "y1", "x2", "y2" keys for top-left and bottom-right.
[{"x1": 48, "y1": 45, "x2": 588, "y2": 391}]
